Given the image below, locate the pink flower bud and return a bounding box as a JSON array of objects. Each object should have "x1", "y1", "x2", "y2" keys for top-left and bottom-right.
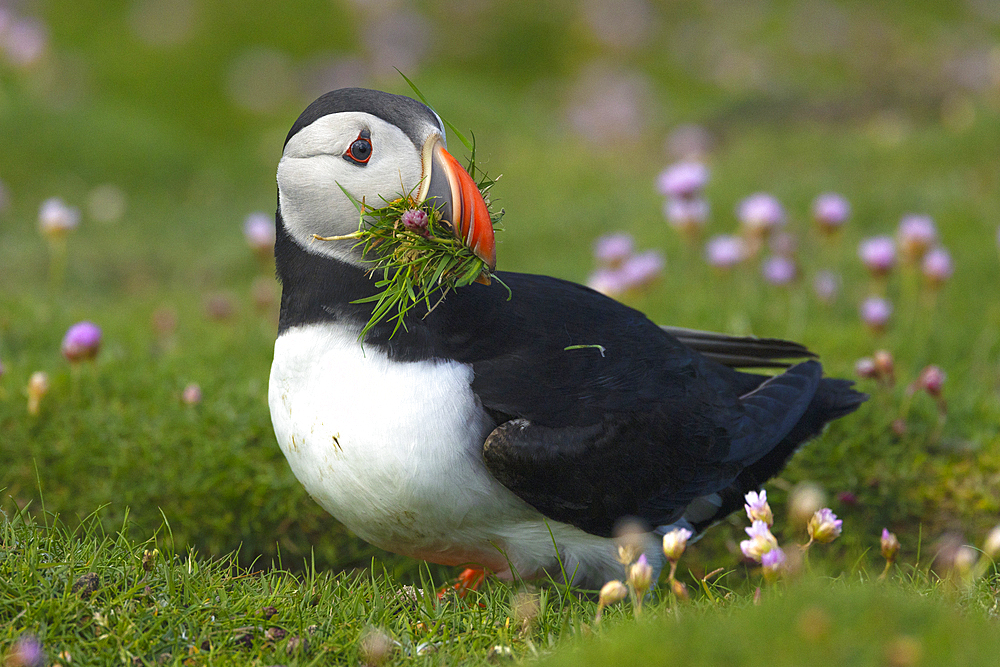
[
  {"x1": 916, "y1": 365, "x2": 945, "y2": 397},
  {"x1": 182, "y1": 383, "x2": 203, "y2": 405},
  {"x1": 27, "y1": 371, "x2": 49, "y2": 416},
  {"x1": 807, "y1": 508, "x2": 842, "y2": 544},
  {"x1": 400, "y1": 208, "x2": 429, "y2": 237},
  {"x1": 628, "y1": 553, "x2": 653, "y2": 595},
  {"x1": 598, "y1": 579, "x2": 628, "y2": 608},
  {"x1": 855, "y1": 357, "x2": 877, "y2": 379},
  {"x1": 873, "y1": 350, "x2": 895, "y2": 379},
  {"x1": 881, "y1": 528, "x2": 900, "y2": 562},
  {"x1": 662, "y1": 527, "x2": 693, "y2": 562},
  {"x1": 61, "y1": 321, "x2": 102, "y2": 363},
  {"x1": 243, "y1": 212, "x2": 275, "y2": 256}
]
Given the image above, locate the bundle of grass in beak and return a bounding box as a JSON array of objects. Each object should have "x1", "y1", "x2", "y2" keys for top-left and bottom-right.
[{"x1": 315, "y1": 166, "x2": 506, "y2": 341}]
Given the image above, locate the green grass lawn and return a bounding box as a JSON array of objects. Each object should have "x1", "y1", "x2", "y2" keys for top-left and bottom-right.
[
  {"x1": 2, "y1": 0, "x2": 1000, "y2": 662},
  {"x1": 3, "y1": 507, "x2": 999, "y2": 665}
]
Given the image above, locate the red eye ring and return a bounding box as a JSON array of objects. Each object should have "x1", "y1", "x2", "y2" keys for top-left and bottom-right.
[{"x1": 344, "y1": 129, "x2": 372, "y2": 165}]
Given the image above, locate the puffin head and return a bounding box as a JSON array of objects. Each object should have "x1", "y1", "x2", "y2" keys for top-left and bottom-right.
[{"x1": 277, "y1": 87, "x2": 496, "y2": 272}]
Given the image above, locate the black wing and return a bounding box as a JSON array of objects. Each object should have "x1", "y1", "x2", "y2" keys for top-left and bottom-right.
[{"x1": 428, "y1": 272, "x2": 828, "y2": 536}]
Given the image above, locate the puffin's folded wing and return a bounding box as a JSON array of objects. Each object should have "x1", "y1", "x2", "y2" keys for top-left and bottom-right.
[
  {"x1": 480, "y1": 361, "x2": 823, "y2": 539},
  {"x1": 481, "y1": 416, "x2": 741, "y2": 538}
]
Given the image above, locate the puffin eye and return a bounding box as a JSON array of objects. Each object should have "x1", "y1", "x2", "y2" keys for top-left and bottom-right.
[{"x1": 343, "y1": 129, "x2": 372, "y2": 165}]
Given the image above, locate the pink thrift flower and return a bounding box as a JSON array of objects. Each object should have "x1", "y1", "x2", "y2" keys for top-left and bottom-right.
[
  {"x1": 837, "y1": 491, "x2": 858, "y2": 506},
  {"x1": 628, "y1": 553, "x2": 653, "y2": 596},
  {"x1": 812, "y1": 192, "x2": 850, "y2": 233},
  {"x1": 587, "y1": 268, "x2": 629, "y2": 297},
  {"x1": 737, "y1": 193, "x2": 785, "y2": 237},
  {"x1": 855, "y1": 357, "x2": 877, "y2": 379},
  {"x1": 915, "y1": 365, "x2": 945, "y2": 397},
  {"x1": 8, "y1": 634, "x2": 44, "y2": 667},
  {"x1": 922, "y1": 246, "x2": 953, "y2": 285},
  {"x1": 657, "y1": 161, "x2": 709, "y2": 199},
  {"x1": 740, "y1": 520, "x2": 779, "y2": 562},
  {"x1": 243, "y1": 212, "x2": 276, "y2": 255},
  {"x1": 744, "y1": 490, "x2": 773, "y2": 526},
  {"x1": 664, "y1": 197, "x2": 709, "y2": 234},
  {"x1": 61, "y1": 321, "x2": 102, "y2": 363},
  {"x1": 860, "y1": 296, "x2": 892, "y2": 331},
  {"x1": 593, "y1": 233, "x2": 634, "y2": 267},
  {"x1": 619, "y1": 250, "x2": 665, "y2": 288},
  {"x1": 881, "y1": 529, "x2": 900, "y2": 562},
  {"x1": 662, "y1": 527, "x2": 693, "y2": 562},
  {"x1": 38, "y1": 197, "x2": 80, "y2": 239},
  {"x1": 897, "y1": 214, "x2": 937, "y2": 261},
  {"x1": 761, "y1": 546, "x2": 786, "y2": 581},
  {"x1": 4, "y1": 18, "x2": 48, "y2": 67},
  {"x1": 807, "y1": 508, "x2": 842, "y2": 544},
  {"x1": 400, "y1": 208, "x2": 429, "y2": 237},
  {"x1": 761, "y1": 255, "x2": 797, "y2": 286},
  {"x1": 597, "y1": 579, "x2": 628, "y2": 610},
  {"x1": 858, "y1": 236, "x2": 896, "y2": 276},
  {"x1": 182, "y1": 383, "x2": 203, "y2": 405},
  {"x1": 873, "y1": 350, "x2": 895, "y2": 380},
  {"x1": 705, "y1": 235, "x2": 747, "y2": 269}
]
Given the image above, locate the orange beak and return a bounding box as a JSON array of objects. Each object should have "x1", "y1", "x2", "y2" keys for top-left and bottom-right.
[{"x1": 419, "y1": 135, "x2": 497, "y2": 280}]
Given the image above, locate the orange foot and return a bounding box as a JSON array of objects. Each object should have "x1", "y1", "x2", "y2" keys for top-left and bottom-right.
[{"x1": 438, "y1": 567, "x2": 487, "y2": 599}]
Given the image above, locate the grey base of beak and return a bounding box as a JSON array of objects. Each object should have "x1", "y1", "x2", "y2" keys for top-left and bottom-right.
[{"x1": 425, "y1": 150, "x2": 456, "y2": 232}]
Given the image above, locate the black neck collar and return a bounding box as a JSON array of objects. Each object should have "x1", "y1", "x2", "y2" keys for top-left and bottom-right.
[{"x1": 274, "y1": 210, "x2": 441, "y2": 359}]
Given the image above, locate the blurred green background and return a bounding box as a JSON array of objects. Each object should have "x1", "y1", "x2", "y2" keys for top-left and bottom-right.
[{"x1": 1, "y1": 0, "x2": 999, "y2": 578}]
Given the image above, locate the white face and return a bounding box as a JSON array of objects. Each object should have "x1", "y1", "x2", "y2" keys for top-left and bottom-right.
[{"x1": 277, "y1": 111, "x2": 441, "y2": 267}]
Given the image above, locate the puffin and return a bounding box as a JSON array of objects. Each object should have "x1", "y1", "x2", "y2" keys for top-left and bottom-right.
[{"x1": 268, "y1": 87, "x2": 866, "y2": 589}]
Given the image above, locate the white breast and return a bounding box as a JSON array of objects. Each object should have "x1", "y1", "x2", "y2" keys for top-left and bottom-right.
[{"x1": 268, "y1": 322, "x2": 630, "y2": 585}]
